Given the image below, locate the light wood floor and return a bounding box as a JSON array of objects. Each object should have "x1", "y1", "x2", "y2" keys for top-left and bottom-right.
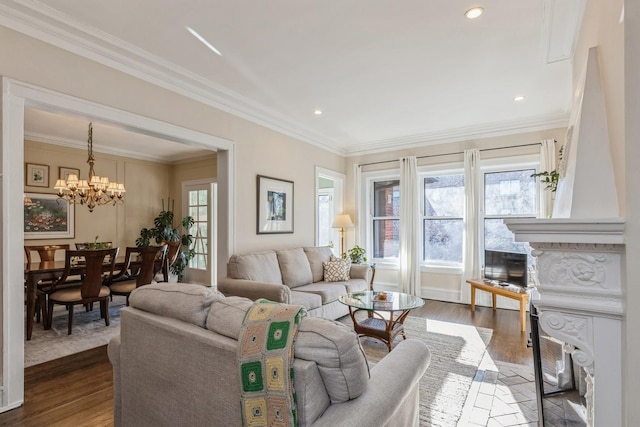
[{"x1": 0, "y1": 300, "x2": 533, "y2": 426}]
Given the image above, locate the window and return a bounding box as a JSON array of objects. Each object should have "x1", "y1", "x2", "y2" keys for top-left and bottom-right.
[
  {"x1": 483, "y1": 169, "x2": 536, "y2": 254},
  {"x1": 372, "y1": 180, "x2": 399, "y2": 260},
  {"x1": 423, "y1": 174, "x2": 465, "y2": 264}
]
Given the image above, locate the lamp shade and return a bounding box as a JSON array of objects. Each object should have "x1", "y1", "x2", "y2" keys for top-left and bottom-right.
[{"x1": 332, "y1": 213, "x2": 354, "y2": 229}]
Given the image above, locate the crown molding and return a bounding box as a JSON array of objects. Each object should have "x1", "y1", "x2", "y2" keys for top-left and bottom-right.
[
  {"x1": 345, "y1": 114, "x2": 570, "y2": 157},
  {"x1": 0, "y1": 0, "x2": 345, "y2": 155},
  {"x1": 24, "y1": 131, "x2": 215, "y2": 164}
]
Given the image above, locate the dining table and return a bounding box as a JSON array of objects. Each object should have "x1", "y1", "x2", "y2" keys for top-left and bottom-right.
[{"x1": 24, "y1": 256, "x2": 139, "y2": 340}]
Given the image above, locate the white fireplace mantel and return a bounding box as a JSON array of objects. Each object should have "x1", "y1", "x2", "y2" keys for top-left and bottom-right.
[{"x1": 505, "y1": 217, "x2": 625, "y2": 427}]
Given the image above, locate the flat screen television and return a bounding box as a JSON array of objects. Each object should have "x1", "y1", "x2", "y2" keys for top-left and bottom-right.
[{"x1": 484, "y1": 249, "x2": 528, "y2": 288}]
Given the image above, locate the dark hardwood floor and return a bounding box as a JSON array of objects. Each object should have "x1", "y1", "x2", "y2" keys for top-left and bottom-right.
[{"x1": 0, "y1": 300, "x2": 532, "y2": 426}]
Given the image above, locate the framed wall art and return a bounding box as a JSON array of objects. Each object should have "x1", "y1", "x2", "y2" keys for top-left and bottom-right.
[
  {"x1": 257, "y1": 175, "x2": 294, "y2": 234},
  {"x1": 25, "y1": 163, "x2": 49, "y2": 187},
  {"x1": 59, "y1": 166, "x2": 80, "y2": 181},
  {"x1": 24, "y1": 193, "x2": 75, "y2": 239}
]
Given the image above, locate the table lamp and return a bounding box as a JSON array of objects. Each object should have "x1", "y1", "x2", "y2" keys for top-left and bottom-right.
[{"x1": 332, "y1": 213, "x2": 354, "y2": 256}]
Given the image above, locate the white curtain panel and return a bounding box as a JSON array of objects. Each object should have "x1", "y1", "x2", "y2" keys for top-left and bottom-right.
[
  {"x1": 460, "y1": 148, "x2": 481, "y2": 304},
  {"x1": 539, "y1": 139, "x2": 556, "y2": 218},
  {"x1": 399, "y1": 156, "x2": 421, "y2": 296}
]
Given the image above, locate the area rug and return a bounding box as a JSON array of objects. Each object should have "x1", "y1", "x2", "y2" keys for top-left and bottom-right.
[
  {"x1": 342, "y1": 316, "x2": 493, "y2": 427},
  {"x1": 25, "y1": 295, "x2": 127, "y2": 367}
]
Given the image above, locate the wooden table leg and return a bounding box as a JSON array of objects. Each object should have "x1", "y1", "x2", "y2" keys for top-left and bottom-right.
[
  {"x1": 492, "y1": 293, "x2": 497, "y2": 311},
  {"x1": 470, "y1": 285, "x2": 476, "y2": 312},
  {"x1": 520, "y1": 297, "x2": 527, "y2": 332},
  {"x1": 26, "y1": 277, "x2": 36, "y2": 340}
]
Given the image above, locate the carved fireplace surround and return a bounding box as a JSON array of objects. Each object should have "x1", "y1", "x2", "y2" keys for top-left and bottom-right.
[{"x1": 505, "y1": 217, "x2": 625, "y2": 427}]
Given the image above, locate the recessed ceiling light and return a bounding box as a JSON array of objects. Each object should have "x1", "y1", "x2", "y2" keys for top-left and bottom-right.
[
  {"x1": 314, "y1": 109, "x2": 323, "y2": 115},
  {"x1": 513, "y1": 95, "x2": 526, "y2": 102},
  {"x1": 186, "y1": 26, "x2": 222, "y2": 56},
  {"x1": 465, "y1": 7, "x2": 484, "y2": 19}
]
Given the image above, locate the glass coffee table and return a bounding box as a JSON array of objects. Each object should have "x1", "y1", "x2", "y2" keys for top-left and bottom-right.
[{"x1": 339, "y1": 291, "x2": 424, "y2": 351}]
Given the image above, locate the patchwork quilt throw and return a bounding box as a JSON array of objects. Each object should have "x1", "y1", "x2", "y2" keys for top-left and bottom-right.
[{"x1": 238, "y1": 299, "x2": 306, "y2": 426}]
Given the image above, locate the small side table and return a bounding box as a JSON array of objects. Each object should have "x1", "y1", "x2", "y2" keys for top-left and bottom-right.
[
  {"x1": 466, "y1": 279, "x2": 530, "y2": 332},
  {"x1": 339, "y1": 291, "x2": 424, "y2": 351}
]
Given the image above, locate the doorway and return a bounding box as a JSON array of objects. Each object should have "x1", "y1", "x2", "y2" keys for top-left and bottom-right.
[
  {"x1": 2, "y1": 77, "x2": 235, "y2": 412},
  {"x1": 182, "y1": 180, "x2": 217, "y2": 285},
  {"x1": 315, "y1": 167, "x2": 345, "y2": 257}
]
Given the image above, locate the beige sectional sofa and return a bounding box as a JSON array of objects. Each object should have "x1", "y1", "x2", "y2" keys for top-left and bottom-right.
[
  {"x1": 217, "y1": 246, "x2": 371, "y2": 320},
  {"x1": 108, "y1": 282, "x2": 431, "y2": 426}
]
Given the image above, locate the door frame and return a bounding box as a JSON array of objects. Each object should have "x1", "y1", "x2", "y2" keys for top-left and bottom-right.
[
  {"x1": 1, "y1": 77, "x2": 235, "y2": 411},
  {"x1": 315, "y1": 167, "x2": 346, "y2": 252}
]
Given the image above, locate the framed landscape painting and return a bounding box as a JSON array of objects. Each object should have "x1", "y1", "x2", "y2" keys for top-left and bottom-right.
[
  {"x1": 256, "y1": 175, "x2": 294, "y2": 234},
  {"x1": 24, "y1": 193, "x2": 75, "y2": 239}
]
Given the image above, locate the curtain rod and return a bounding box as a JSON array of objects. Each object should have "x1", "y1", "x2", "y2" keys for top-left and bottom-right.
[{"x1": 358, "y1": 141, "x2": 544, "y2": 168}]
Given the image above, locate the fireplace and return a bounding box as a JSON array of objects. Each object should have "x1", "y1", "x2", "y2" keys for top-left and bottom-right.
[{"x1": 506, "y1": 218, "x2": 625, "y2": 426}]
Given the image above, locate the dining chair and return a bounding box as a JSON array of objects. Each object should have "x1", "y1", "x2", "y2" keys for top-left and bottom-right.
[
  {"x1": 24, "y1": 244, "x2": 71, "y2": 324},
  {"x1": 47, "y1": 248, "x2": 119, "y2": 335},
  {"x1": 111, "y1": 245, "x2": 166, "y2": 305},
  {"x1": 162, "y1": 241, "x2": 181, "y2": 282}
]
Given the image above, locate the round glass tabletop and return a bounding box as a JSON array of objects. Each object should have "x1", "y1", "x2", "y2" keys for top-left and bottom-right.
[{"x1": 339, "y1": 291, "x2": 424, "y2": 312}]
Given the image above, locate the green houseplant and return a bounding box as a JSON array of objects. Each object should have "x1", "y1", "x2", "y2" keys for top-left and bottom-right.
[
  {"x1": 136, "y1": 198, "x2": 195, "y2": 278},
  {"x1": 344, "y1": 245, "x2": 367, "y2": 264}
]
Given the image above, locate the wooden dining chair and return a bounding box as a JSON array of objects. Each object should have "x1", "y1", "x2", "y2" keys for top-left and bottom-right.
[
  {"x1": 162, "y1": 241, "x2": 181, "y2": 282},
  {"x1": 24, "y1": 244, "x2": 71, "y2": 324},
  {"x1": 111, "y1": 245, "x2": 166, "y2": 305},
  {"x1": 47, "y1": 248, "x2": 119, "y2": 335}
]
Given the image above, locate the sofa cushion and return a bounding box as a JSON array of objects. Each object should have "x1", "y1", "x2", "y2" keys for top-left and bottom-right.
[
  {"x1": 290, "y1": 290, "x2": 323, "y2": 311},
  {"x1": 293, "y1": 283, "x2": 348, "y2": 304},
  {"x1": 295, "y1": 317, "x2": 370, "y2": 403},
  {"x1": 206, "y1": 296, "x2": 254, "y2": 340},
  {"x1": 303, "y1": 246, "x2": 333, "y2": 282},
  {"x1": 129, "y1": 282, "x2": 223, "y2": 328},
  {"x1": 277, "y1": 248, "x2": 313, "y2": 288},
  {"x1": 323, "y1": 258, "x2": 351, "y2": 282},
  {"x1": 227, "y1": 251, "x2": 283, "y2": 284}
]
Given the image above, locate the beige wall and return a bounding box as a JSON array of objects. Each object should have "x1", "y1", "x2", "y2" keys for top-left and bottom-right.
[{"x1": 233, "y1": 121, "x2": 345, "y2": 253}]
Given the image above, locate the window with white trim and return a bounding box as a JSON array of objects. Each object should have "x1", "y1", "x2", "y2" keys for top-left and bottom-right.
[
  {"x1": 482, "y1": 167, "x2": 537, "y2": 254},
  {"x1": 423, "y1": 173, "x2": 465, "y2": 265},
  {"x1": 371, "y1": 179, "x2": 400, "y2": 260}
]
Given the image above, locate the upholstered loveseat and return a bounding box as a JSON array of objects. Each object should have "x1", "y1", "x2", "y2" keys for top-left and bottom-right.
[
  {"x1": 217, "y1": 247, "x2": 371, "y2": 320},
  {"x1": 108, "y1": 282, "x2": 431, "y2": 426}
]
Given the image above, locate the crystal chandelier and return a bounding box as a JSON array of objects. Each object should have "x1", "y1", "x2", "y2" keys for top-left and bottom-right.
[{"x1": 54, "y1": 123, "x2": 126, "y2": 212}]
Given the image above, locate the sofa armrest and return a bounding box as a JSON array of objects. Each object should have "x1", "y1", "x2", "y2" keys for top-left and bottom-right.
[
  {"x1": 310, "y1": 339, "x2": 430, "y2": 427},
  {"x1": 349, "y1": 264, "x2": 371, "y2": 282},
  {"x1": 107, "y1": 335, "x2": 122, "y2": 426},
  {"x1": 217, "y1": 277, "x2": 291, "y2": 303}
]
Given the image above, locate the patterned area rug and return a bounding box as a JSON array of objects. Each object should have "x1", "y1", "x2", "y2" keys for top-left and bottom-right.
[
  {"x1": 25, "y1": 295, "x2": 126, "y2": 367},
  {"x1": 341, "y1": 315, "x2": 493, "y2": 427}
]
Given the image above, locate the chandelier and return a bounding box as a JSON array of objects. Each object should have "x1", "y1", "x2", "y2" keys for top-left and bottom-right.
[{"x1": 54, "y1": 123, "x2": 126, "y2": 212}]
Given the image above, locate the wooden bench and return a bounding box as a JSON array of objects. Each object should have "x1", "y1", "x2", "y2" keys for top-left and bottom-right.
[{"x1": 466, "y1": 279, "x2": 530, "y2": 332}]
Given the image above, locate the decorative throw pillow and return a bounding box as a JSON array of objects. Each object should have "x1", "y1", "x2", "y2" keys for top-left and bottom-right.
[{"x1": 323, "y1": 257, "x2": 351, "y2": 282}]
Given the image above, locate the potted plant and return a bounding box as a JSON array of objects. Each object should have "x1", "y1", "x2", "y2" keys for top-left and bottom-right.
[
  {"x1": 136, "y1": 198, "x2": 195, "y2": 279},
  {"x1": 344, "y1": 245, "x2": 367, "y2": 264},
  {"x1": 531, "y1": 146, "x2": 563, "y2": 192}
]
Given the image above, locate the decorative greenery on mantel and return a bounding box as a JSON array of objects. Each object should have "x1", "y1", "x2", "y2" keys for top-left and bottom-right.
[{"x1": 531, "y1": 146, "x2": 563, "y2": 192}]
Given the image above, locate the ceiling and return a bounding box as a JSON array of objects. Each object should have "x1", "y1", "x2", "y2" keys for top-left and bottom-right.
[{"x1": 2, "y1": 0, "x2": 584, "y2": 160}]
